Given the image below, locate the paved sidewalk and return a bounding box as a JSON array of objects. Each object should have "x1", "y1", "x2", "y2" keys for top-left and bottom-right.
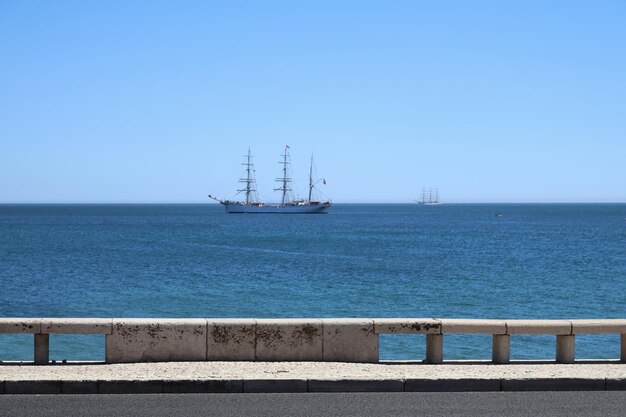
[{"x1": 1, "y1": 361, "x2": 625, "y2": 393}]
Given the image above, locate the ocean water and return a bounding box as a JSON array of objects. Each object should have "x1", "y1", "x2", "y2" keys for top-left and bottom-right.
[{"x1": 0, "y1": 203, "x2": 624, "y2": 361}]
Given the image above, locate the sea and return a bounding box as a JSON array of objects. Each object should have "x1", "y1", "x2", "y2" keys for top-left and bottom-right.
[{"x1": 0, "y1": 203, "x2": 624, "y2": 362}]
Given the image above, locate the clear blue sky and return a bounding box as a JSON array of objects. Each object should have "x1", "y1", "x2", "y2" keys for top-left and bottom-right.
[{"x1": 1, "y1": 1, "x2": 624, "y2": 203}]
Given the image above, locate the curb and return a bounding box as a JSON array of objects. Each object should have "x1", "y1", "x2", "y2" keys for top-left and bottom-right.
[{"x1": 0, "y1": 378, "x2": 624, "y2": 394}]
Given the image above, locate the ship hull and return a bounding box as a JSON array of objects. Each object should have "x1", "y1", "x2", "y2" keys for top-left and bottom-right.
[{"x1": 223, "y1": 203, "x2": 330, "y2": 214}]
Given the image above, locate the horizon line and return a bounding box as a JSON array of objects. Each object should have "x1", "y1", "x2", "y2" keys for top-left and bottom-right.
[{"x1": 1, "y1": 201, "x2": 626, "y2": 205}]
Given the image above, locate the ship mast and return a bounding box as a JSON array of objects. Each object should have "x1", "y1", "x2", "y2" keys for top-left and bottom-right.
[
  {"x1": 274, "y1": 145, "x2": 292, "y2": 206},
  {"x1": 237, "y1": 148, "x2": 256, "y2": 204},
  {"x1": 308, "y1": 154, "x2": 314, "y2": 202}
]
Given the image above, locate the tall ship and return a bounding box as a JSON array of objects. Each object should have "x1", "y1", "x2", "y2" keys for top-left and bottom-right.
[
  {"x1": 209, "y1": 146, "x2": 331, "y2": 214},
  {"x1": 416, "y1": 187, "x2": 441, "y2": 205}
]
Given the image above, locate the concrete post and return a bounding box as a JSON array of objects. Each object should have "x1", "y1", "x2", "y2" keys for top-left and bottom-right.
[
  {"x1": 34, "y1": 334, "x2": 49, "y2": 365},
  {"x1": 492, "y1": 334, "x2": 510, "y2": 364},
  {"x1": 556, "y1": 335, "x2": 575, "y2": 364},
  {"x1": 104, "y1": 334, "x2": 112, "y2": 363},
  {"x1": 426, "y1": 334, "x2": 443, "y2": 364},
  {"x1": 621, "y1": 334, "x2": 625, "y2": 362}
]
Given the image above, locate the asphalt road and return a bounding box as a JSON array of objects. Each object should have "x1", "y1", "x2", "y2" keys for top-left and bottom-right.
[{"x1": 1, "y1": 392, "x2": 625, "y2": 417}]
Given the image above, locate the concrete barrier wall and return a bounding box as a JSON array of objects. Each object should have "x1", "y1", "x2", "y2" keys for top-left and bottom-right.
[
  {"x1": 105, "y1": 319, "x2": 207, "y2": 363},
  {"x1": 1, "y1": 318, "x2": 625, "y2": 364}
]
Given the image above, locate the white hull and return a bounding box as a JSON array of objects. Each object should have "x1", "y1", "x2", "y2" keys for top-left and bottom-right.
[{"x1": 223, "y1": 202, "x2": 331, "y2": 214}]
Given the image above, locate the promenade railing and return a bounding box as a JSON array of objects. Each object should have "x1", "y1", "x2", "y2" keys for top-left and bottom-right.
[{"x1": 1, "y1": 318, "x2": 625, "y2": 365}]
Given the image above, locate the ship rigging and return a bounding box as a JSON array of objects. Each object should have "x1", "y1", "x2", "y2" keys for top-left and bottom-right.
[{"x1": 209, "y1": 146, "x2": 331, "y2": 214}]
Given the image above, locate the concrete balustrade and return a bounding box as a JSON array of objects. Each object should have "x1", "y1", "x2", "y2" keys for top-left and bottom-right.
[
  {"x1": 1, "y1": 318, "x2": 625, "y2": 364},
  {"x1": 373, "y1": 318, "x2": 442, "y2": 363},
  {"x1": 505, "y1": 319, "x2": 575, "y2": 364},
  {"x1": 439, "y1": 319, "x2": 509, "y2": 364}
]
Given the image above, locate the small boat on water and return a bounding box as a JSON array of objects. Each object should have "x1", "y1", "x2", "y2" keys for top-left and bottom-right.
[
  {"x1": 416, "y1": 187, "x2": 441, "y2": 205},
  {"x1": 209, "y1": 146, "x2": 331, "y2": 214}
]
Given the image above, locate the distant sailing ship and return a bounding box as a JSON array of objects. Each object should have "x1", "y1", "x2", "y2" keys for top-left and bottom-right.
[
  {"x1": 416, "y1": 187, "x2": 441, "y2": 205},
  {"x1": 209, "y1": 146, "x2": 331, "y2": 214}
]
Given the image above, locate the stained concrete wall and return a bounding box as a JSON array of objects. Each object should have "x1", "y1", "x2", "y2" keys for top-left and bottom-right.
[
  {"x1": 105, "y1": 318, "x2": 379, "y2": 363},
  {"x1": 322, "y1": 319, "x2": 378, "y2": 362},
  {"x1": 105, "y1": 319, "x2": 207, "y2": 363},
  {"x1": 207, "y1": 319, "x2": 256, "y2": 361},
  {"x1": 256, "y1": 319, "x2": 323, "y2": 361}
]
